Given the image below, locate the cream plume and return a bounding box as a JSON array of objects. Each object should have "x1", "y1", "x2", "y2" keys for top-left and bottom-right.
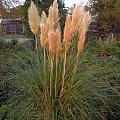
[
  {"x1": 71, "y1": 5, "x2": 84, "y2": 35},
  {"x1": 77, "y1": 11, "x2": 91, "y2": 55},
  {"x1": 28, "y1": 1, "x2": 39, "y2": 35},
  {"x1": 40, "y1": 11, "x2": 48, "y2": 48},
  {"x1": 53, "y1": 0, "x2": 59, "y2": 23},
  {"x1": 63, "y1": 15, "x2": 71, "y2": 51},
  {"x1": 55, "y1": 28, "x2": 62, "y2": 56},
  {"x1": 77, "y1": 30, "x2": 86, "y2": 55},
  {"x1": 40, "y1": 24, "x2": 48, "y2": 49},
  {"x1": 48, "y1": 30, "x2": 56, "y2": 53},
  {"x1": 41, "y1": 11, "x2": 47, "y2": 25},
  {"x1": 80, "y1": 11, "x2": 91, "y2": 32},
  {"x1": 47, "y1": 6, "x2": 54, "y2": 31}
]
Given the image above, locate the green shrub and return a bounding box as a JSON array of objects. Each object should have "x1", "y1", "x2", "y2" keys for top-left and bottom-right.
[{"x1": 0, "y1": 105, "x2": 11, "y2": 120}]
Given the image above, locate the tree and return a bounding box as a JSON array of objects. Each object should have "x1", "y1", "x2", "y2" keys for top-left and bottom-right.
[
  {"x1": 89, "y1": 0, "x2": 120, "y2": 38},
  {"x1": 1, "y1": 0, "x2": 22, "y2": 9},
  {"x1": 0, "y1": 0, "x2": 22, "y2": 19}
]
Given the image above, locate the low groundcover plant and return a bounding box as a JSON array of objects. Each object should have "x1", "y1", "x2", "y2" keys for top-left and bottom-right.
[{"x1": 7, "y1": 0, "x2": 120, "y2": 120}]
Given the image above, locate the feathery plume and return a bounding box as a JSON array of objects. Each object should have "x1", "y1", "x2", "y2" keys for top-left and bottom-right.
[
  {"x1": 80, "y1": 11, "x2": 91, "y2": 32},
  {"x1": 77, "y1": 11, "x2": 91, "y2": 55},
  {"x1": 71, "y1": 5, "x2": 84, "y2": 35},
  {"x1": 47, "y1": 6, "x2": 54, "y2": 31},
  {"x1": 28, "y1": 1, "x2": 39, "y2": 35},
  {"x1": 77, "y1": 31, "x2": 86, "y2": 55},
  {"x1": 53, "y1": 0, "x2": 59, "y2": 23},
  {"x1": 40, "y1": 24, "x2": 48, "y2": 49},
  {"x1": 41, "y1": 11, "x2": 47, "y2": 25},
  {"x1": 48, "y1": 30, "x2": 56, "y2": 53},
  {"x1": 40, "y1": 11, "x2": 48, "y2": 48},
  {"x1": 55, "y1": 28, "x2": 62, "y2": 56},
  {"x1": 63, "y1": 15, "x2": 71, "y2": 51}
]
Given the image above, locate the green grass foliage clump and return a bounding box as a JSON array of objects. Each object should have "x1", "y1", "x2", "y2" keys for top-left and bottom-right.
[
  {"x1": 1, "y1": 0, "x2": 120, "y2": 119},
  {"x1": 0, "y1": 40, "x2": 119, "y2": 120}
]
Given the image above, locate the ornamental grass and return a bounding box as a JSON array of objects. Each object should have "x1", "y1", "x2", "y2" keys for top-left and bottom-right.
[{"x1": 8, "y1": 0, "x2": 120, "y2": 119}]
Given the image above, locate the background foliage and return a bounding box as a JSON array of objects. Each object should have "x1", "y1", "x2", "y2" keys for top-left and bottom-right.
[{"x1": 89, "y1": 0, "x2": 120, "y2": 38}]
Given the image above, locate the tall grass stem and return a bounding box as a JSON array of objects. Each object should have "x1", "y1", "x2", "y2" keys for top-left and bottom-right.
[
  {"x1": 50, "y1": 54, "x2": 53, "y2": 97},
  {"x1": 60, "y1": 50, "x2": 67, "y2": 98},
  {"x1": 55, "y1": 56, "x2": 58, "y2": 99},
  {"x1": 44, "y1": 49, "x2": 46, "y2": 86},
  {"x1": 35, "y1": 35, "x2": 41, "y2": 83}
]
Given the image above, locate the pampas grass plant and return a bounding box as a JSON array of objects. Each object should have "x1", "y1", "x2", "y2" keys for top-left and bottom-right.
[
  {"x1": 8, "y1": 0, "x2": 120, "y2": 120},
  {"x1": 28, "y1": 1, "x2": 39, "y2": 35}
]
